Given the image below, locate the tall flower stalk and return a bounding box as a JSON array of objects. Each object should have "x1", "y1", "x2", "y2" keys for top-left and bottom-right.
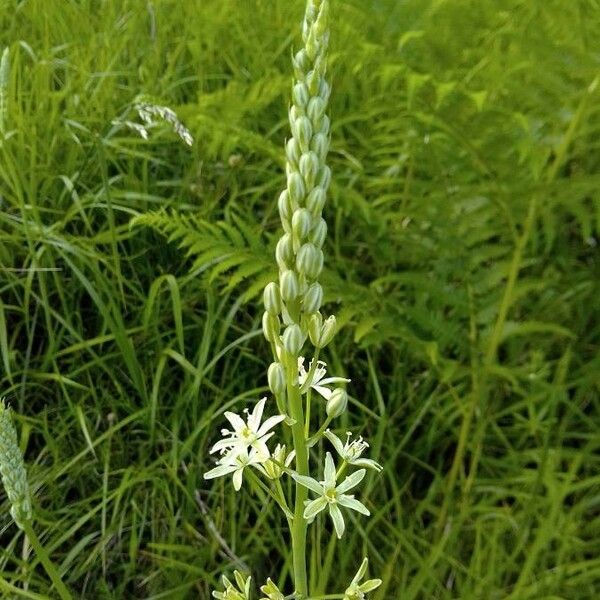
[
  {"x1": 0, "y1": 399, "x2": 73, "y2": 600},
  {"x1": 205, "y1": 2, "x2": 382, "y2": 598}
]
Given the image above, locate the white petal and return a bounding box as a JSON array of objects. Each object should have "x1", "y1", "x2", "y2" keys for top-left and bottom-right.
[
  {"x1": 324, "y1": 429, "x2": 345, "y2": 456},
  {"x1": 319, "y1": 376, "x2": 351, "y2": 385},
  {"x1": 312, "y1": 384, "x2": 333, "y2": 400},
  {"x1": 324, "y1": 453, "x2": 336, "y2": 488},
  {"x1": 233, "y1": 468, "x2": 244, "y2": 491},
  {"x1": 293, "y1": 473, "x2": 324, "y2": 495},
  {"x1": 204, "y1": 463, "x2": 237, "y2": 480},
  {"x1": 329, "y1": 503, "x2": 345, "y2": 538},
  {"x1": 224, "y1": 411, "x2": 246, "y2": 433},
  {"x1": 338, "y1": 494, "x2": 370, "y2": 516},
  {"x1": 336, "y1": 469, "x2": 366, "y2": 494},
  {"x1": 256, "y1": 414, "x2": 286, "y2": 437},
  {"x1": 303, "y1": 497, "x2": 328, "y2": 520},
  {"x1": 248, "y1": 397, "x2": 267, "y2": 431},
  {"x1": 353, "y1": 458, "x2": 383, "y2": 472},
  {"x1": 209, "y1": 438, "x2": 237, "y2": 454}
]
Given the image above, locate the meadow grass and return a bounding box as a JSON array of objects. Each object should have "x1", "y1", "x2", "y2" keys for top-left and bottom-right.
[{"x1": 1, "y1": 0, "x2": 599, "y2": 597}]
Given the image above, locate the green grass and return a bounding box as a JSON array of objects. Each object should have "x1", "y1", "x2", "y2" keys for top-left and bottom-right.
[{"x1": 1, "y1": 0, "x2": 599, "y2": 597}]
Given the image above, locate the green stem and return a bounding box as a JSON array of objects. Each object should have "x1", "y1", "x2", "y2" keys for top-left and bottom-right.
[
  {"x1": 287, "y1": 354, "x2": 309, "y2": 598},
  {"x1": 22, "y1": 521, "x2": 73, "y2": 600}
]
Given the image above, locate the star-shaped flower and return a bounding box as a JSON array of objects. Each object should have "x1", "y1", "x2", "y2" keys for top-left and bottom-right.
[
  {"x1": 324, "y1": 430, "x2": 382, "y2": 472},
  {"x1": 204, "y1": 447, "x2": 266, "y2": 491},
  {"x1": 298, "y1": 358, "x2": 350, "y2": 400},
  {"x1": 210, "y1": 397, "x2": 285, "y2": 459},
  {"x1": 293, "y1": 452, "x2": 369, "y2": 538}
]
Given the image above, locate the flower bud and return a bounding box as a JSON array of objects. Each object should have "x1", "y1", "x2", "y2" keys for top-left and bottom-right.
[
  {"x1": 309, "y1": 218, "x2": 327, "y2": 248},
  {"x1": 263, "y1": 282, "x2": 282, "y2": 315},
  {"x1": 267, "y1": 362, "x2": 286, "y2": 396},
  {"x1": 308, "y1": 312, "x2": 323, "y2": 345},
  {"x1": 278, "y1": 189, "x2": 292, "y2": 224},
  {"x1": 282, "y1": 324, "x2": 304, "y2": 355},
  {"x1": 326, "y1": 388, "x2": 348, "y2": 418},
  {"x1": 300, "y1": 151, "x2": 320, "y2": 189},
  {"x1": 310, "y1": 133, "x2": 329, "y2": 162},
  {"x1": 293, "y1": 49, "x2": 309, "y2": 74},
  {"x1": 287, "y1": 171, "x2": 306, "y2": 205},
  {"x1": 289, "y1": 105, "x2": 299, "y2": 130},
  {"x1": 275, "y1": 233, "x2": 294, "y2": 270},
  {"x1": 280, "y1": 269, "x2": 299, "y2": 302},
  {"x1": 306, "y1": 187, "x2": 326, "y2": 217},
  {"x1": 303, "y1": 282, "x2": 323, "y2": 314},
  {"x1": 263, "y1": 445, "x2": 294, "y2": 482},
  {"x1": 294, "y1": 116, "x2": 312, "y2": 153},
  {"x1": 262, "y1": 311, "x2": 280, "y2": 343},
  {"x1": 310, "y1": 314, "x2": 336, "y2": 348},
  {"x1": 308, "y1": 97, "x2": 327, "y2": 123},
  {"x1": 317, "y1": 165, "x2": 331, "y2": 190},
  {"x1": 292, "y1": 82, "x2": 309, "y2": 108},
  {"x1": 319, "y1": 79, "x2": 331, "y2": 102},
  {"x1": 296, "y1": 243, "x2": 323, "y2": 279},
  {"x1": 292, "y1": 208, "x2": 312, "y2": 242},
  {"x1": 319, "y1": 114, "x2": 331, "y2": 136},
  {"x1": 286, "y1": 137, "x2": 301, "y2": 166},
  {"x1": 306, "y1": 69, "x2": 320, "y2": 95}
]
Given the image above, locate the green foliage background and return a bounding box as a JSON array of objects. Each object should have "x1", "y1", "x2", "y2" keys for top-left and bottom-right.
[{"x1": 1, "y1": 0, "x2": 599, "y2": 597}]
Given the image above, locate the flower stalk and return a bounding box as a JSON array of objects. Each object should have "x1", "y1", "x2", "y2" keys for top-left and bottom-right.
[{"x1": 205, "y1": 1, "x2": 382, "y2": 598}]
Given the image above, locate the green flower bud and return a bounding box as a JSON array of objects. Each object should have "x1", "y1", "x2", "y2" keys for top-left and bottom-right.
[
  {"x1": 308, "y1": 96, "x2": 327, "y2": 123},
  {"x1": 263, "y1": 282, "x2": 282, "y2": 315},
  {"x1": 309, "y1": 218, "x2": 327, "y2": 248},
  {"x1": 306, "y1": 69, "x2": 320, "y2": 95},
  {"x1": 319, "y1": 114, "x2": 331, "y2": 136},
  {"x1": 310, "y1": 133, "x2": 329, "y2": 162},
  {"x1": 292, "y1": 82, "x2": 309, "y2": 108},
  {"x1": 296, "y1": 243, "x2": 323, "y2": 279},
  {"x1": 288, "y1": 171, "x2": 306, "y2": 205},
  {"x1": 306, "y1": 186, "x2": 327, "y2": 217},
  {"x1": 278, "y1": 189, "x2": 292, "y2": 225},
  {"x1": 280, "y1": 269, "x2": 299, "y2": 302},
  {"x1": 262, "y1": 312, "x2": 280, "y2": 343},
  {"x1": 326, "y1": 388, "x2": 348, "y2": 418},
  {"x1": 289, "y1": 105, "x2": 299, "y2": 130},
  {"x1": 293, "y1": 49, "x2": 309, "y2": 75},
  {"x1": 317, "y1": 164, "x2": 331, "y2": 190},
  {"x1": 303, "y1": 282, "x2": 323, "y2": 314},
  {"x1": 292, "y1": 208, "x2": 312, "y2": 243},
  {"x1": 319, "y1": 79, "x2": 331, "y2": 102},
  {"x1": 310, "y1": 314, "x2": 336, "y2": 348},
  {"x1": 286, "y1": 137, "x2": 301, "y2": 166},
  {"x1": 294, "y1": 116, "x2": 312, "y2": 152},
  {"x1": 267, "y1": 362, "x2": 286, "y2": 396},
  {"x1": 300, "y1": 151, "x2": 320, "y2": 189},
  {"x1": 282, "y1": 324, "x2": 304, "y2": 355},
  {"x1": 275, "y1": 233, "x2": 294, "y2": 270}
]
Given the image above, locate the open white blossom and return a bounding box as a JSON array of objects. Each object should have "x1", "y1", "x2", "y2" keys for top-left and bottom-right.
[
  {"x1": 293, "y1": 452, "x2": 369, "y2": 539},
  {"x1": 204, "y1": 447, "x2": 266, "y2": 492},
  {"x1": 210, "y1": 397, "x2": 285, "y2": 459},
  {"x1": 324, "y1": 430, "x2": 382, "y2": 472},
  {"x1": 298, "y1": 358, "x2": 350, "y2": 400}
]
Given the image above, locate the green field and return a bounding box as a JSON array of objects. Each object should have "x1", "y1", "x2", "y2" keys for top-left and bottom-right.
[{"x1": 1, "y1": 0, "x2": 599, "y2": 598}]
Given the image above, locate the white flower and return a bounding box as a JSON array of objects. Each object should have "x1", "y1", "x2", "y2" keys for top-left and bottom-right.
[
  {"x1": 298, "y1": 357, "x2": 350, "y2": 400},
  {"x1": 293, "y1": 452, "x2": 369, "y2": 539},
  {"x1": 204, "y1": 447, "x2": 266, "y2": 492},
  {"x1": 343, "y1": 558, "x2": 382, "y2": 600},
  {"x1": 324, "y1": 430, "x2": 382, "y2": 472},
  {"x1": 210, "y1": 397, "x2": 285, "y2": 459}
]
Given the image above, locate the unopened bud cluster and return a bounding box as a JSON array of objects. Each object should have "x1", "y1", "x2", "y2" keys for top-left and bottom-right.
[
  {"x1": 0, "y1": 399, "x2": 32, "y2": 529},
  {"x1": 263, "y1": 0, "x2": 337, "y2": 365}
]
